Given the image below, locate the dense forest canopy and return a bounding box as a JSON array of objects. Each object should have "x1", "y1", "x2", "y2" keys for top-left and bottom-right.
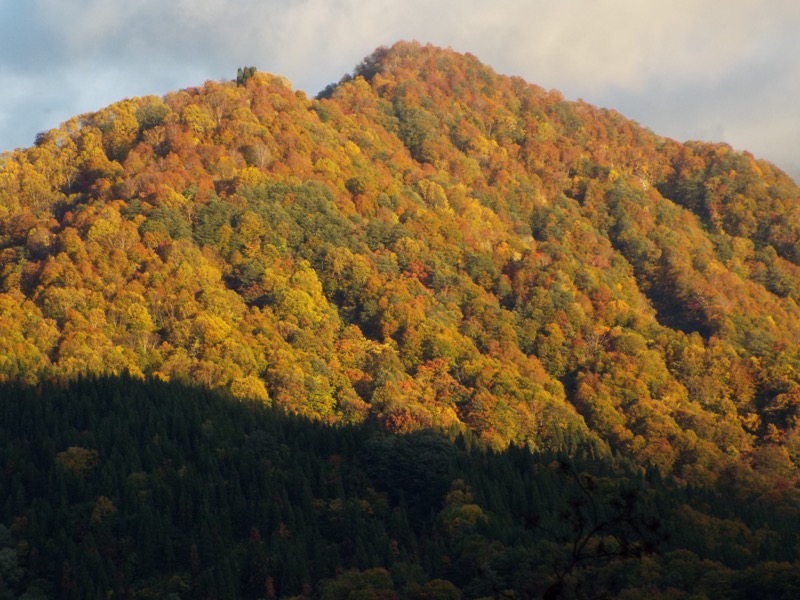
[
  {"x1": 3, "y1": 39, "x2": 800, "y2": 475},
  {"x1": 2, "y1": 40, "x2": 800, "y2": 597},
  {"x1": 3, "y1": 377, "x2": 800, "y2": 599}
]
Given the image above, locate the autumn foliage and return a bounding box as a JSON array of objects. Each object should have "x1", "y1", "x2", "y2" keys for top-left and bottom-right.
[{"x1": 2, "y1": 41, "x2": 800, "y2": 496}]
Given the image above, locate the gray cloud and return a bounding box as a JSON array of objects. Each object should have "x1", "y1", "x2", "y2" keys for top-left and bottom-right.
[{"x1": 1, "y1": 0, "x2": 798, "y2": 180}]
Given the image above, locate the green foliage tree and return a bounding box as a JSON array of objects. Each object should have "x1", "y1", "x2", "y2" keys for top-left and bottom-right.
[{"x1": 237, "y1": 66, "x2": 258, "y2": 87}]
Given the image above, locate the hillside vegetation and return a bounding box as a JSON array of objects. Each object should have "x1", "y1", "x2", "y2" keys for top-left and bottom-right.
[
  {"x1": 2, "y1": 41, "x2": 800, "y2": 498},
  {"x1": 4, "y1": 377, "x2": 800, "y2": 599}
]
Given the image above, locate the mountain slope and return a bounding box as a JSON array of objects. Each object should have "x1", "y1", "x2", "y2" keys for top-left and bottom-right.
[
  {"x1": 4, "y1": 376, "x2": 800, "y2": 599},
  {"x1": 2, "y1": 41, "x2": 800, "y2": 490}
]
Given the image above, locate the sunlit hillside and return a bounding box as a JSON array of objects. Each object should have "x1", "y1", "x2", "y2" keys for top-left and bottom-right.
[{"x1": 2, "y1": 40, "x2": 800, "y2": 507}]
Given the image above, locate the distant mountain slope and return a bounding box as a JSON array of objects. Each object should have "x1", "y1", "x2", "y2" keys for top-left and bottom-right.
[{"x1": 2, "y1": 41, "x2": 800, "y2": 491}]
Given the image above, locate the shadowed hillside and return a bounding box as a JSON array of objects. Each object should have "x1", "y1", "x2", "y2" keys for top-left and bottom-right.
[{"x1": 3, "y1": 377, "x2": 800, "y2": 598}]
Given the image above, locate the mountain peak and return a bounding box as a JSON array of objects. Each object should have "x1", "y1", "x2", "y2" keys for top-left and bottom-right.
[
  {"x1": 1, "y1": 42, "x2": 800, "y2": 480},
  {"x1": 4, "y1": 42, "x2": 800, "y2": 599},
  {"x1": 317, "y1": 41, "x2": 494, "y2": 98}
]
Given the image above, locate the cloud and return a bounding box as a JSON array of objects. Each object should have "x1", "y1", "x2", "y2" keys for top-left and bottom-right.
[{"x1": 1, "y1": 0, "x2": 798, "y2": 180}]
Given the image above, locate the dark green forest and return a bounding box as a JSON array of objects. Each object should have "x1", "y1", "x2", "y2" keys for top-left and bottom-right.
[{"x1": 3, "y1": 377, "x2": 800, "y2": 599}]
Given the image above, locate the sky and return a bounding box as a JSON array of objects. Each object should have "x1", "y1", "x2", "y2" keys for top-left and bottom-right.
[{"x1": 1, "y1": 0, "x2": 798, "y2": 181}]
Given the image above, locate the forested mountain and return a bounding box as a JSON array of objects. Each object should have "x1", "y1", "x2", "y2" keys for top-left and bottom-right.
[{"x1": 2, "y1": 41, "x2": 800, "y2": 597}]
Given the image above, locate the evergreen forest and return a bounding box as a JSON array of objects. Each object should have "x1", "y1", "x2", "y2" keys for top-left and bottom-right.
[{"x1": 3, "y1": 377, "x2": 800, "y2": 598}]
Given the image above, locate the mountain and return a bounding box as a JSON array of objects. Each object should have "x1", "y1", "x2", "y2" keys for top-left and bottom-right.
[
  {"x1": 5, "y1": 40, "x2": 800, "y2": 598},
  {"x1": 3, "y1": 41, "x2": 800, "y2": 486}
]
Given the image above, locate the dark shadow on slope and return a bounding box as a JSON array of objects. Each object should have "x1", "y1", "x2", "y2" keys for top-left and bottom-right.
[
  {"x1": 644, "y1": 286, "x2": 714, "y2": 338},
  {"x1": 2, "y1": 376, "x2": 799, "y2": 599}
]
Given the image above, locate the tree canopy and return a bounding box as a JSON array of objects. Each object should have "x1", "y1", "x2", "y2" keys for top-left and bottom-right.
[{"x1": 2, "y1": 41, "x2": 800, "y2": 596}]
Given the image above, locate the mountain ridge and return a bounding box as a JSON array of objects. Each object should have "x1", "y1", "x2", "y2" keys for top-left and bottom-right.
[{"x1": 1, "y1": 41, "x2": 800, "y2": 490}]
